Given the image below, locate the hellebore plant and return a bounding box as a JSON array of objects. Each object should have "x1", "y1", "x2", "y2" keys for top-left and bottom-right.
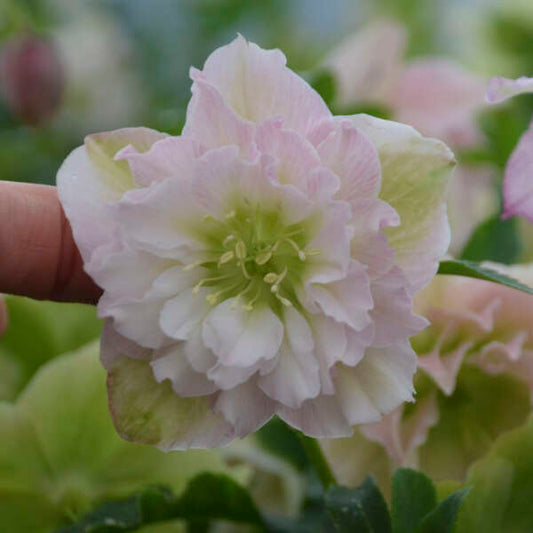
[{"x1": 57, "y1": 36, "x2": 454, "y2": 450}]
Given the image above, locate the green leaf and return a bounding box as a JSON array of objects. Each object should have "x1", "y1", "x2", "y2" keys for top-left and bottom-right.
[
  {"x1": 0, "y1": 296, "x2": 102, "y2": 400},
  {"x1": 0, "y1": 344, "x2": 229, "y2": 532},
  {"x1": 255, "y1": 417, "x2": 309, "y2": 472},
  {"x1": 455, "y1": 416, "x2": 533, "y2": 533},
  {"x1": 61, "y1": 474, "x2": 266, "y2": 532},
  {"x1": 460, "y1": 216, "x2": 522, "y2": 264},
  {"x1": 391, "y1": 469, "x2": 437, "y2": 533},
  {"x1": 174, "y1": 473, "x2": 265, "y2": 526},
  {"x1": 326, "y1": 476, "x2": 392, "y2": 533},
  {"x1": 417, "y1": 488, "x2": 470, "y2": 533},
  {"x1": 437, "y1": 259, "x2": 533, "y2": 296}
]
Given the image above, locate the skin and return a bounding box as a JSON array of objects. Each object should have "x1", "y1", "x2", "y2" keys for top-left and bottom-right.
[{"x1": 0, "y1": 181, "x2": 102, "y2": 334}]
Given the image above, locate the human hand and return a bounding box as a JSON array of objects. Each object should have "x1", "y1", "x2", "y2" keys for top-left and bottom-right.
[{"x1": 0, "y1": 181, "x2": 102, "y2": 315}]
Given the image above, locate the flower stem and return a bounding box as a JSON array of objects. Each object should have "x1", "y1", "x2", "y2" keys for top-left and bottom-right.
[{"x1": 298, "y1": 434, "x2": 337, "y2": 489}]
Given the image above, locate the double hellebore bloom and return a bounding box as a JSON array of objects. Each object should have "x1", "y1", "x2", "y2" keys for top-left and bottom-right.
[{"x1": 58, "y1": 37, "x2": 454, "y2": 449}]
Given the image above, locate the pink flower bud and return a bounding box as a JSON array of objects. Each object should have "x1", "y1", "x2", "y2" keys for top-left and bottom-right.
[{"x1": 0, "y1": 34, "x2": 64, "y2": 126}]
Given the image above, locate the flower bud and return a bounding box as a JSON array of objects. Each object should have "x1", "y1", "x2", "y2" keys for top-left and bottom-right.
[{"x1": 0, "y1": 33, "x2": 64, "y2": 126}]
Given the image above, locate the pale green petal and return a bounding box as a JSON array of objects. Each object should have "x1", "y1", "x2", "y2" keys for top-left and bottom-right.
[
  {"x1": 85, "y1": 127, "x2": 168, "y2": 197},
  {"x1": 107, "y1": 353, "x2": 235, "y2": 450},
  {"x1": 345, "y1": 114, "x2": 455, "y2": 292}
]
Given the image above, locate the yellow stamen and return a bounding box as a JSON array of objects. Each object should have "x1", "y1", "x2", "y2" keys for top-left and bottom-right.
[
  {"x1": 235, "y1": 240, "x2": 247, "y2": 260},
  {"x1": 255, "y1": 249, "x2": 272, "y2": 265},
  {"x1": 218, "y1": 251, "x2": 235, "y2": 266}
]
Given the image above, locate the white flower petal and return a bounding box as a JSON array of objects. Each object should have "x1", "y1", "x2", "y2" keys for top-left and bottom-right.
[
  {"x1": 214, "y1": 381, "x2": 276, "y2": 437},
  {"x1": 279, "y1": 395, "x2": 352, "y2": 438},
  {"x1": 160, "y1": 288, "x2": 212, "y2": 341},
  {"x1": 193, "y1": 35, "x2": 331, "y2": 135},
  {"x1": 151, "y1": 343, "x2": 217, "y2": 396},
  {"x1": 259, "y1": 308, "x2": 320, "y2": 408},
  {"x1": 202, "y1": 300, "x2": 284, "y2": 367}
]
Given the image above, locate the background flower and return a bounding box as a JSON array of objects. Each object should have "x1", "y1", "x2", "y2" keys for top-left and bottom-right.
[{"x1": 322, "y1": 263, "x2": 533, "y2": 490}]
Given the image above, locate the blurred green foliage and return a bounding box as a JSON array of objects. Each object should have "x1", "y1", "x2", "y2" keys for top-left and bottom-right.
[{"x1": 0, "y1": 296, "x2": 101, "y2": 400}]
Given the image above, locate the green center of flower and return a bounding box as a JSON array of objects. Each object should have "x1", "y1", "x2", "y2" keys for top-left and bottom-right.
[{"x1": 187, "y1": 205, "x2": 320, "y2": 312}]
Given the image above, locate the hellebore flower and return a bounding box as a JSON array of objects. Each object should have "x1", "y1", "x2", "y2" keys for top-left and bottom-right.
[
  {"x1": 0, "y1": 33, "x2": 64, "y2": 126},
  {"x1": 322, "y1": 264, "x2": 533, "y2": 489},
  {"x1": 486, "y1": 76, "x2": 533, "y2": 223},
  {"x1": 57, "y1": 36, "x2": 454, "y2": 449}
]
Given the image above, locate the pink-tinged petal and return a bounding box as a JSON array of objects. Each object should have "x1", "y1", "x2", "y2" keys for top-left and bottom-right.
[
  {"x1": 334, "y1": 365, "x2": 383, "y2": 425},
  {"x1": 418, "y1": 343, "x2": 471, "y2": 396},
  {"x1": 401, "y1": 393, "x2": 439, "y2": 460},
  {"x1": 100, "y1": 319, "x2": 152, "y2": 370},
  {"x1": 338, "y1": 341, "x2": 417, "y2": 418},
  {"x1": 160, "y1": 288, "x2": 212, "y2": 341},
  {"x1": 311, "y1": 314, "x2": 347, "y2": 369},
  {"x1": 486, "y1": 76, "x2": 533, "y2": 104},
  {"x1": 344, "y1": 325, "x2": 375, "y2": 367},
  {"x1": 361, "y1": 393, "x2": 439, "y2": 465},
  {"x1": 370, "y1": 267, "x2": 428, "y2": 346},
  {"x1": 388, "y1": 60, "x2": 485, "y2": 147},
  {"x1": 259, "y1": 308, "x2": 320, "y2": 408},
  {"x1": 310, "y1": 315, "x2": 347, "y2": 394},
  {"x1": 324, "y1": 18, "x2": 407, "y2": 108},
  {"x1": 87, "y1": 245, "x2": 174, "y2": 300},
  {"x1": 207, "y1": 361, "x2": 261, "y2": 390},
  {"x1": 255, "y1": 122, "x2": 324, "y2": 192},
  {"x1": 98, "y1": 293, "x2": 167, "y2": 350},
  {"x1": 502, "y1": 124, "x2": 533, "y2": 222},
  {"x1": 98, "y1": 266, "x2": 204, "y2": 349},
  {"x1": 360, "y1": 408, "x2": 404, "y2": 464},
  {"x1": 193, "y1": 35, "x2": 330, "y2": 135},
  {"x1": 305, "y1": 201, "x2": 353, "y2": 284},
  {"x1": 316, "y1": 120, "x2": 381, "y2": 201},
  {"x1": 202, "y1": 299, "x2": 284, "y2": 368},
  {"x1": 279, "y1": 395, "x2": 352, "y2": 438},
  {"x1": 115, "y1": 136, "x2": 205, "y2": 187},
  {"x1": 346, "y1": 114, "x2": 454, "y2": 292},
  {"x1": 350, "y1": 198, "x2": 399, "y2": 278},
  {"x1": 106, "y1": 354, "x2": 235, "y2": 450},
  {"x1": 57, "y1": 127, "x2": 167, "y2": 262},
  {"x1": 183, "y1": 75, "x2": 258, "y2": 158},
  {"x1": 214, "y1": 381, "x2": 276, "y2": 437},
  {"x1": 114, "y1": 173, "x2": 208, "y2": 259},
  {"x1": 183, "y1": 327, "x2": 217, "y2": 373},
  {"x1": 150, "y1": 343, "x2": 217, "y2": 397},
  {"x1": 307, "y1": 261, "x2": 373, "y2": 331}
]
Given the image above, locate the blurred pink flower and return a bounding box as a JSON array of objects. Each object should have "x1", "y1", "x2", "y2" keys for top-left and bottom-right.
[
  {"x1": 0, "y1": 34, "x2": 64, "y2": 126},
  {"x1": 322, "y1": 264, "x2": 533, "y2": 487},
  {"x1": 486, "y1": 76, "x2": 533, "y2": 223},
  {"x1": 58, "y1": 36, "x2": 454, "y2": 449},
  {"x1": 325, "y1": 20, "x2": 486, "y2": 148}
]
